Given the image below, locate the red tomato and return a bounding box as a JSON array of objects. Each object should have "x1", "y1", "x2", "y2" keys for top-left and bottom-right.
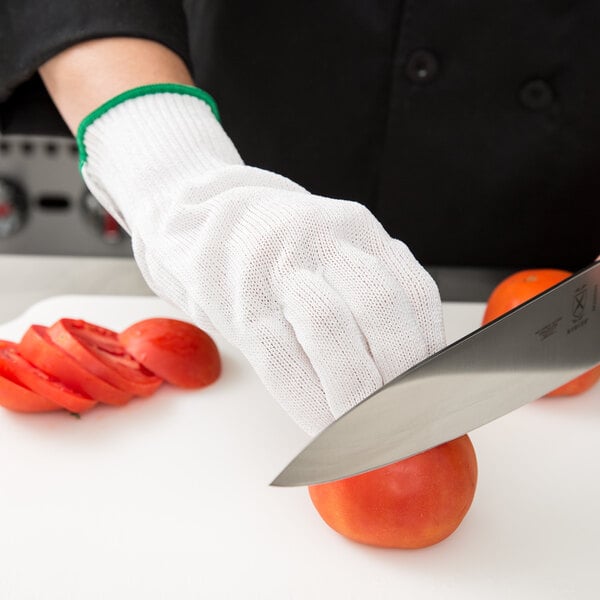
[
  {"x1": 483, "y1": 269, "x2": 600, "y2": 396},
  {"x1": 482, "y1": 269, "x2": 572, "y2": 323},
  {"x1": 0, "y1": 375, "x2": 60, "y2": 413},
  {"x1": 0, "y1": 344, "x2": 60, "y2": 413},
  {"x1": 19, "y1": 325, "x2": 132, "y2": 406},
  {"x1": 545, "y1": 365, "x2": 600, "y2": 397},
  {"x1": 0, "y1": 340, "x2": 96, "y2": 414},
  {"x1": 47, "y1": 319, "x2": 162, "y2": 397},
  {"x1": 309, "y1": 435, "x2": 478, "y2": 549},
  {"x1": 119, "y1": 318, "x2": 221, "y2": 389}
]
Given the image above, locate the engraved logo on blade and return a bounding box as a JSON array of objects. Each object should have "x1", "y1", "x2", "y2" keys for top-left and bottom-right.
[
  {"x1": 567, "y1": 285, "x2": 589, "y2": 335},
  {"x1": 572, "y1": 286, "x2": 587, "y2": 321}
]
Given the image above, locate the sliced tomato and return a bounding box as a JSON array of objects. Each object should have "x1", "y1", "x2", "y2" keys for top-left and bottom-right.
[
  {"x1": 119, "y1": 318, "x2": 221, "y2": 389},
  {"x1": 0, "y1": 347, "x2": 60, "y2": 413},
  {"x1": 47, "y1": 319, "x2": 162, "y2": 397},
  {"x1": 0, "y1": 340, "x2": 96, "y2": 414},
  {"x1": 0, "y1": 376, "x2": 60, "y2": 413},
  {"x1": 18, "y1": 325, "x2": 131, "y2": 406}
]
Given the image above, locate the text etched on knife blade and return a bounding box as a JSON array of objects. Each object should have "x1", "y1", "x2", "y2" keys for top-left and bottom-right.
[{"x1": 535, "y1": 317, "x2": 562, "y2": 342}]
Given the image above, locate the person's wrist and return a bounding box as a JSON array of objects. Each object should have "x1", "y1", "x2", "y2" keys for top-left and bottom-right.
[{"x1": 39, "y1": 38, "x2": 196, "y2": 133}]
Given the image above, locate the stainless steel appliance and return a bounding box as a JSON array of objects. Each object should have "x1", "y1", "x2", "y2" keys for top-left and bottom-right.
[{"x1": 0, "y1": 134, "x2": 131, "y2": 256}]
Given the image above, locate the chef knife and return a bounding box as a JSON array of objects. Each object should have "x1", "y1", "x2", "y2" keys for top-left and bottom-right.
[{"x1": 272, "y1": 261, "x2": 600, "y2": 487}]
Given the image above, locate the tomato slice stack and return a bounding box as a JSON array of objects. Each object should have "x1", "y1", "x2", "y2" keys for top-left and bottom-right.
[
  {"x1": 0, "y1": 340, "x2": 96, "y2": 413},
  {"x1": 47, "y1": 319, "x2": 162, "y2": 397},
  {"x1": 19, "y1": 325, "x2": 132, "y2": 406},
  {"x1": 0, "y1": 317, "x2": 221, "y2": 415},
  {"x1": 0, "y1": 340, "x2": 62, "y2": 413}
]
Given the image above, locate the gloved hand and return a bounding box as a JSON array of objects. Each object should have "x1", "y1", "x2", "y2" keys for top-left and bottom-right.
[{"x1": 78, "y1": 84, "x2": 445, "y2": 435}]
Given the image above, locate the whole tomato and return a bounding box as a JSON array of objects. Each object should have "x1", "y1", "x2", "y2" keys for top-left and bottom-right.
[
  {"x1": 308, "y1": 435, "x2": 477, "y2": 549},
  {"x1": 482, "y1": 269, "x2": 600, "y2": 397}
]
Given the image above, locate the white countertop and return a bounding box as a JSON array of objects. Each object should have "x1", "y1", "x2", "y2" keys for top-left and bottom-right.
[{"x1": 0, "y1": 254, "x2": 152, "y2": 322}]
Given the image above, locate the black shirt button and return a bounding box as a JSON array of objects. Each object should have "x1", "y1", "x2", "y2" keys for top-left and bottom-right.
[
  {"x1": 405, "y1": 50, "x2": 439, "y2": 84},
  {"x1": 519, "y1": 79, "x2": 555, "y2": 110}
]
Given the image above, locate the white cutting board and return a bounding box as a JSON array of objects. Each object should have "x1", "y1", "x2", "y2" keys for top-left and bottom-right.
[{"x1": 0, "y1": 295, "x2": 598, "y2": 600}]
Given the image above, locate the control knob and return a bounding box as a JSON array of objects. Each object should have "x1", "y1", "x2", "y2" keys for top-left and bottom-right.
[
  {"x1": 0, "y1": 178, "x2": 27, "y2": 238},
  {"x1": 81, "y1": 190, "x2": 126, "y2": 244}
]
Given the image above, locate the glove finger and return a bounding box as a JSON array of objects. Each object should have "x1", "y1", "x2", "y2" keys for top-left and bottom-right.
[
  {"x1": 321, "y1": 201, "x2": 445, "y2": 356},
  {"x1": 321, "y1": 243, "x2": 430, "y2": 384},
  {"x1": 240, "y1": 313, "x2": 335, "y2": 436},
  {"x1": 380, "y1": 237, "x2": 446, "y2": 354},
  {"x1": 279, "y1": 270, "x2": 383, "y2": 419}
]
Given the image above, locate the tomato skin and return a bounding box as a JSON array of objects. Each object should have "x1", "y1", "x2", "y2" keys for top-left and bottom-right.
[
  {"x1": 0, "y1": 343, "x2": 61, "y2": 413},
  {"x1": 47, "y1": 319, "x2": 162, "y2": 397},
  {"x1": 308, "y1": 435, "x2": 478, "y2": 549},
  {"x1": 483, "y1": 269, "x2": 600, "y2": 396},
  {"x1": 544, "y1": 364, "x2": 600, "y2": 397},
  {"x1": 0, "y1": 340, "x2": 96, "y2": 414},
  {"x1": 119, "y1": 318, "x2": 221, "y2": 389},
  {"x1": 18, "y1": 325, "x2": 132, "y2": 406},
  {"x1": 0, "y1": 375, "x2": 61, "y2": 413},
  {"x1": 482, "y1": 269, "x2": 572, "y2": 323}
]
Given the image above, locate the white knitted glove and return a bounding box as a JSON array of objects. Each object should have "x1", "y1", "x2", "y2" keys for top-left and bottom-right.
[{"x1": 78, "y1": 84, "x2": 445, "y2": 435}]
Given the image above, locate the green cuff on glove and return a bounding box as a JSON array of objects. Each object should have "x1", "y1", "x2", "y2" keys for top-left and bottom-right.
[{"x1": 76, "y1": 83, "x2": 220, "y2": 168}]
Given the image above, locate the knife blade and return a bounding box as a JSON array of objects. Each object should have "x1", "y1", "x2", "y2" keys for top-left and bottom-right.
[{"x1": 272, "y1": 261, "x2": 600, "y2": 487}]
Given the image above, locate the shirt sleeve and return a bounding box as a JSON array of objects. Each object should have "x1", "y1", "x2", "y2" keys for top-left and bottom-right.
[{"x1": 0, "y1": 0, "x2": 191, "y2": 135}]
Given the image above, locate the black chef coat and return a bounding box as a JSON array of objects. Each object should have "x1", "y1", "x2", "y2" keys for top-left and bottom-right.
[{"x1": 1, "y1": 0, "x2": 599, "y2": 271}]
